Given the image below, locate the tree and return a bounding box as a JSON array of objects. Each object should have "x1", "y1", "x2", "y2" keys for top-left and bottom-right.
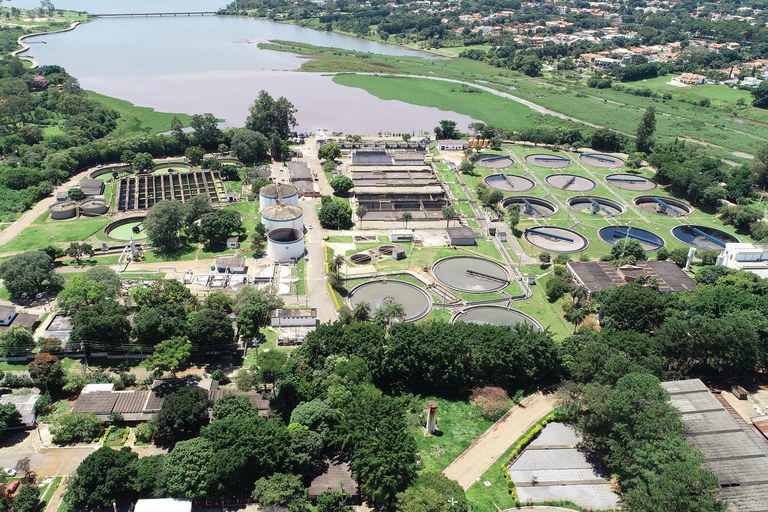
[
  {"x1": 198, "y1": 209, "x2": 243, "y2": 247},
  {"x1": 212, "y1": 394, "x2": 258, "y2": 421},
  {"x1": 204, "y1": 291, "x2": 234, "y2": 314},
  {"x1": 330, "y1": 175, "x2": 354, "y2": 194},
  {"x1": 153, "y1": 387, "x2": 211, "y2": 446},
  {"x1": 171, "y1": 116, "x2": 186, "y2": 142},
  {"x1": 539, "y1": 252, "x2": 551, "y2": 264},
  {"x1": 190, "y1": 113, "x2": 221, "y2": 149},
  {"x1": 609, "y1": 238, "x2": 646, "y2": 263},
  {"x1": 396, "y1": 473, "x2": 468, "y2": 512},
  {"x1": 12, "y1": 483, "x2": 40, "y2": 512},
  {"x1": 564, "y1": 303, "x2": 589, "y2": 332},
  {"x1": 230, "y1": 128, "x2": 269, "y2": 164},
  {"x1": 374, "y1": 300, "x2": 406, "y2": 326},
  {"x1": 134, "y1": 454, "x2": 166, "y2": 499},
  {"x1": 67, "y1": 187, "x2": 85, "y2": 201},
  {"x1": 63, "y1": 447, "x2": 137, "y2": 509},
  {"x1": 352, "y1": 302, "x2": 371, "y2": 323},
  {"x1": 0, "y1": 251, "x2": 62, "y2": 295},
  {"x1": 131, "y1": 152, "x2": 154, "y2": 173},
  {"x1": 70, "y1": 301, "x2": 131, "y2": 352},
  {"x1": 184, "y1": 146, "x2": 205, "y2": 166},
  {"x1": 0, "y1": 403, "x2": 21, "y2": 431},
  {"x1": 252, "y1": 473, "x2": 309, "y2": 512},
  {"x1": 591, "y1": 128, "x2": 626, "y2": 152},
  {"x1": 66, "y1": 242, "x2": 94, "y2": 265},
  {"x1": 318, "y1": 200, "x2": 353, "y2": 230},
  {"x1": 507, "y1": 204, "x2": 521, "y2": 233},
  {"x1": 458, "y1": 159, "x2": 474, "y2": 175},
  {"x1": 131, "y1": 279, "x2": 197, "y2": 310},
  {"x1": 84, "y1": 266, "x2": 120, "y2": 297},
  {"x1": 187, "y1": 309, "x2": 236, "y2": 354},
  {"x1": 144, "y1": 336, "x2": 192, "y2": 376},
  {"x1": 132, "y1": 304, "x2": 188, "y2": 346},
  {"x1": 183, "y1": 194, "x2": 213, "y2": 226},
  {"x1": 401, "y1": 211, "x2": 413, "y2": 229},
  {"x1": 245, "y1": 90, "x2": 297, "y2": 140},
  {"x1": 318, "y1": 143, "x2": 341, "y2": 161},
  {"x1": 316, "y1": 490, "x2": 353, "y2": 512},
  {"x1": 251, "y1": 222, "x2": 268, "y2": 257},
  {"x1": 257, "y1": 350, "x2": 289, "y2": 390},
  {"x1": 0, "y1": 326, "x2": 35, "y2": 357},
  {"x1": 144, "y1": 200, "x2": 185, "y2": 252},
  {"x1": 290, "y1": 399, "x2": 337, "y2": 441},
  {"x1": 635, "y1": 106, "x2": 656, "y2": 154},
  {"x1": 355, "y1": 204, "x2": 368, "y2": 228},
  {"x1": 752, "y1": 81, "x2": 768, "y2": 108},
  {"x1": 51, "y1": 413, "x2": 102, "y2": 444},
  {"x1": 596, "y1": 283, "x2": 664, "y2": 333},
  {"x1": 28, "y1": 353, "x2": 64, "y2": 394},
  {"x1": 163, "y1": 438, "x2": 214, "y2": 500},
  {"x1": 441, "y1": 205, "x2": 456, "y2": 228},
  {"x1": 434, "y1": 120, "x2": 460, "y2": 140}
]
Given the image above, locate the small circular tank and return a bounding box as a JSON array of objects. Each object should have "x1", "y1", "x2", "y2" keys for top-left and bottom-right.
[
  {"x1": 80, "y1": 199, "x2": 108, "y2": 216},
  {"x1": 261, "y1": 204, "x2": 304, "y2": 231},
  {"x1": 259, "y1": 183, "x2": 299, "y2": 212},
  {"x1": 49, "y1": 201, "x2": 77, "y2": 220},
  {"x1": 267, "y1": 228, "x2": 305, "y2": 261}
]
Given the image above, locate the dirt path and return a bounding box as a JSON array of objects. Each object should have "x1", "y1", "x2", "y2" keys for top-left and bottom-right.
[{"x1": 443, "y1": 391, "x2": 558, "y2": 490}]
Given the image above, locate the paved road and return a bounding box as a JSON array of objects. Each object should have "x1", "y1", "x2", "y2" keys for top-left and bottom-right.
[{"x1": 443, "y1": 392, "x2": 558, "y2": 490}]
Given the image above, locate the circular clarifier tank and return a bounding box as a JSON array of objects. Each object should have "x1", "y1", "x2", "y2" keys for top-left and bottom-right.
[
  {"x1": 348, "y1": 280, "x2": 431, "y2": 322},
  {"x1": 605, "y1": 174, "x2": 657, "y2": 191},
  {"x1": 545, "y1": 174, "x2": 596, "y2": 191},
  {"x1": 483, "y1": 174, "x2": 535, "y2": 192},
  {"x1": 567, "y1": 196, "x2": 625, "y2": 217},
  {"x1": 524, "y1": 154, "x2": 571, "y2": 169},
  {"x1": 105, "y1": 216, "x2": 148, "y2": 241},
  {"x1": 579, "y1": 153, "x2": 625, "y2": 168},
  {"x1": 524, "y1": 226, "x2": 589, "y2": 253},
  {"x1": 500, "y1": 196, "x2": 557, "y2": 218},
  {"x1": 452, "y1": 306, "x2": 542, "y2": 330},
  {"x1": 477, "y1": 155, "x2": 514, "y2": 169},
  {"x1": 634, "y1": 195, "x2": 693, "y2": 216},
  {"x1": 672, "y1": 225, "x2": 739, "y2": 250},
  {"x1": 599, "y1": 226, "x2": 665, "y2": 251},
  {"x1": 432, "y1": 256, "x2": 510, "y2": 293},
  {"x1": 350, "y1": 253, "x2": 372, "y2": 265}
]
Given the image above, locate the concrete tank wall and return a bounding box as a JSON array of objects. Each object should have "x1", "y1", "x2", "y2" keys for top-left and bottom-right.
[
  {"x1": 267, "y1": 228, "x2": 305, "y2": 262},
  {"x1": 261, "y1": 205, "x2": 304, "y2": 231},
  {"x1": 49, "y1": 201, "x2": 77, "y2": 220},
  {"x1": 259, "y1": 184, "x2": 299, "y2": 212},
  {"x1": 80, "y1": 200, "x2": 108, "y2": 216}
]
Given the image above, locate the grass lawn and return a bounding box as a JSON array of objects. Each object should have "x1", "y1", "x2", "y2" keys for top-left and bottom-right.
[
  {"x1": 39, "y1": 476, "x2": 62, "y2": 506},
  {"x1": 103, "y1": 426, "x2": 129, "y2": 447},
  {"x1": 333, "y1": 74, "x2": 540, "y2": 132},
  {"x1": 515, "y1": 266, "x2": 573, "y2": 341},
  {"x1": 406, "y1": 395, "x2": 505, "y2": 474},
  {"x1": 86, "y1": 91, "x2": 194, "y2": 136},
  {"x1": 0, "y1": 216, "x2": 109, "y2": 255}
]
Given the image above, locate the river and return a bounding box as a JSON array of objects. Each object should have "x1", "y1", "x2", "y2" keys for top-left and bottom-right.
[{"x1": 12, "y1": 0, "x2": 476, "y2": 134}]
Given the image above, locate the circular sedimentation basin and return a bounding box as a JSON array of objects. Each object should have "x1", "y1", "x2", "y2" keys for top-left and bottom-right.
[
  {"x1": 634, "y1": 195, "x2": 693, "y2": 216},
  {"x1": 500, "y1": 196, "x2": 557, "y2": 218},
  {"x1": 524, "y1": 226, "x2": 589, "y2": 253},
  {"x1": 567, "y1": 196, "x2": 625, "y2": 217},
  {"x1": 452, "y1": 305, "x2": 542, "y2": 330},
  {"x1": 348, "y1": 279, "x2": 431, "y2": 322},
  {"x1": 105, "y1": 216, "x2": 148, "y2": 241},
  {"x1": 432, "y1": 256, "x2": 510, "y2": 293},
  {"x1": 545, "y1": 174, "x2": 596, "y2": 191},
  {"x1": 672, "y1": 225, "x2": 738, "y2": 250},
  {"x1": 483, "y1": 174, "x2": 535, "y2": 192},
  {"x1": 350, "y1": 253, "x2": 372, "y2": 265},
  {"x1": 605, "y1": 174, "x2": 657, "y2": 191},
  {"x1": 524, "y1": 154, "x2": 571, "y2": 169},
  {"x1": 152, "y1": 162, "x2": 193, "y2": 174},
  {"x1": 477, "y1": 155, "x2": 514, "y2": 169},
  {"x1": 579, "y1": 153, "x2": 625, "y2": 168},
  {"x1": 599, "y1": 226, "x2": 665, "y2": 251}
]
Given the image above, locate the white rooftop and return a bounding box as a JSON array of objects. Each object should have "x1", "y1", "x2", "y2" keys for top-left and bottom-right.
[
  {"x1": 134, "y1": 498, "x2": 192, "y2": 512},
  {"x1": 81, "y1": 383, "x2": 114, "y2": 394}
]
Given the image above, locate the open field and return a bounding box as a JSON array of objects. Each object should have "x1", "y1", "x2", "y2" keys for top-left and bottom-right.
[{"x1": 86, "y1": 91, "x2": 194, "y2": 136}]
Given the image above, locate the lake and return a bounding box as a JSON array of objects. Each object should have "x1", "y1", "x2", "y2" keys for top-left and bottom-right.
[{"x1": 15, "y1": 0, "x2": 476, "y2": 134}]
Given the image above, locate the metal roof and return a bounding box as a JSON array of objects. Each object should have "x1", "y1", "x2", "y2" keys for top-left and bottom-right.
[
  {"x1": 261, "y1": 204, "x2": 303, "y2": 221},
  {"x1": 568, "y1": 260, "x2": 696, "y2": 293}
]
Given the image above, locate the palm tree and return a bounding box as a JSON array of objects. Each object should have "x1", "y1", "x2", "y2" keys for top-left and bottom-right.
[
  {"x1": 331, "y1": 254, "x2": 345, "y2": 280},
  {"x1": 564, "y1": 303, "x2": 588, "y2": 333},
  {"x1": 352, "y1": 302, "x2": 371, "y2": 323},
  {"x1": 441, "y1": 205, "x2": 457, "y2": 228},
  {"x1": 374, "y1": 299, "x2": 406, "y2": 327},
  {"x1": 356, "y1": 204, "x2": 368, "y2": 228},
  {"x1": 569, "y1": 285, "x2": 590, "y2": 305},
  {"x1": 507, "y1": 204, "x2": 521, "y2": 233},
  {"x1": 401, "y1": 211, "x2": 413, "y2": 229}
]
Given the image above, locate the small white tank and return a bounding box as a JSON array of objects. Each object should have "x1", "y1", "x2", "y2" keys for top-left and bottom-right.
[
  {"x1": 259, "y1": 183, "x2": 299, "y2": 212},
  {"x1": 267, "y1": 228, "x2": 305, "y2": 262}
]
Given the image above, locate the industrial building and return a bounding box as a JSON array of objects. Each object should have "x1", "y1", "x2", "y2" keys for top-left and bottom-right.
[
  {"x1": 447, "y1": 227, "x2": 478, "y2": 246},
  {"x1": 567, "y1": 260, "x2": 697, "y2": 293},
  {"x1": 717, "y1": 243, "x2": 768, "y2": 279},
  {"x1": 437, "y1": 139, "x2": 469, "y2": 151},
  {"x1": 662, "y1": 379, "x2": 768, "y2": 511},
  {"x1": 287, "y1": 161, "x2": 318, "y2": 197},
  {"x1": 270, "y1": 308, "x2": 318, "y2": 327}
]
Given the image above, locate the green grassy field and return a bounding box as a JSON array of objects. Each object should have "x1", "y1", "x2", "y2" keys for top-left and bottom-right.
[
  {"x1": 86, "y1": 91, "x2": 194, "y2": 136},
  {"x1": 0, "y1": 215, "x2": 110, "y2": 255}
]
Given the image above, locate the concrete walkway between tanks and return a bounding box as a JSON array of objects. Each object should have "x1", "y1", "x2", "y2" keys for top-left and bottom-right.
[{"x1": 443, "y1": 391, "x2": 558, "y2": 490}]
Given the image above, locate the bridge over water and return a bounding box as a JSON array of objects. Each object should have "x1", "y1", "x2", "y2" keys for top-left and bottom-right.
[{"x1": 92, "y1": 12, "x2": 216, "y2": 17}]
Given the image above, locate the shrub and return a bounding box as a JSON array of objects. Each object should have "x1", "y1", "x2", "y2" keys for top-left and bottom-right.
[
  {"x1": 134, "y1": 420, "x2": 155, "y2": 444},
  {"x1": 469, "y1": 387, "x2": 511, "y2": 419},
  {"x1": 210, "y1": 369, "x2": 229, "y2": 384},
  {"x1": 545, "y1": 275, "x2": 569, "y2": 301},
  {"x1": 539, "y1": 252, "x2": 551, "y2": 264},
  {"x1": 553, "y1": 254, "x2": 571, "y2": 265},
  {"x1": 51, "y1": 412, "x2": 103, "y2": 445},
  {"x1": 2, "y1": 374, "x2": 34, "y2": 389}
]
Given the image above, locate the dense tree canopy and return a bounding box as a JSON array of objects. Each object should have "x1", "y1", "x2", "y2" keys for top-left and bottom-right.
[
  {"x1": 0, "y1": 251, "x2": 62, "y2": 295},
  {"x1": 64, "y1": 447, "x2": 138, "y2": 509}
]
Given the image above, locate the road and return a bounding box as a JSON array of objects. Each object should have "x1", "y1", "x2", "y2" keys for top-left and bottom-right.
[{"x1": 443, "y1": 392, "x2": 558, "y2": 490}]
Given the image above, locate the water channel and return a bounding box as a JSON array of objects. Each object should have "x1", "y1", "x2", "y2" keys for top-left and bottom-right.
[{"x1": 13, "y1": 0, "x2": 476, "y2": 133}]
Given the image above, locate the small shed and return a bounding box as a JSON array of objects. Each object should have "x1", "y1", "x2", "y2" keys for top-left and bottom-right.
[
  {"x1": 0, "y1": 306, "x2": 17, "y2": 327},
  {"x1": 216, "y1": 256, "x2": 247, "y2": 274},
  {"x1": 447, "y1": 227, "x2": 477, "y2": 246},
  {"x1": 226, "y1": 236, "x2": 240, "y2": 250},
  {"x1": 80, "y1": 179, "x2": 105, "y2": 197},
  {"x1": 270, "y1": 308, "x2": 318, "y2": 327},
  {"x1": 55, "y1": 191, "x2": 69, "y2": 202},
  {"x1": 392, "y1": 247, "x2": 406, "y2": 260},
  {"x1": 134, "y1": 498, "x2": 192, "y2": 512}
]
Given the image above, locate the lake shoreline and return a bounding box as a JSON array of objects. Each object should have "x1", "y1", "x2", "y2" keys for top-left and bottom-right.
[{"x1": 12, "y1": 19, "x2": 84, "y2": 68}]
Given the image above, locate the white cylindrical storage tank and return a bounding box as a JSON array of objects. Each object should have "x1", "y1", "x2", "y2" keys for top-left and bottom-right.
[
  {"x1": 259, "y1": 183, "x2": 299, "y2": 212},
  {"x1": 261, "y1": 204, "x2": 304, "y2": 231},
  {"x1": 267, "y1": 228, "x2": 305, "y2": 262}
]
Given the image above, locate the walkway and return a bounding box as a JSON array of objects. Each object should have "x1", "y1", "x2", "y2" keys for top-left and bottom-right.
[{"x1": 443, "y1": 391, "x2": 558, "y2": 490}]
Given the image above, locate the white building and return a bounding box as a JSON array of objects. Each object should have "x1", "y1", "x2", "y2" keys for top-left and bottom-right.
[
  {"x1": 270, "y1": 308, "x2": 318, "y2": 327},
  {"x1": 716, "y1": 242, "x2": 768, "y2": 278},
  {"x1": 135, "y1": 499, "x2": 192, "y2": 512},
  {"x1": 437, "y1": 139, "x2": 469, "y2": 151}
]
